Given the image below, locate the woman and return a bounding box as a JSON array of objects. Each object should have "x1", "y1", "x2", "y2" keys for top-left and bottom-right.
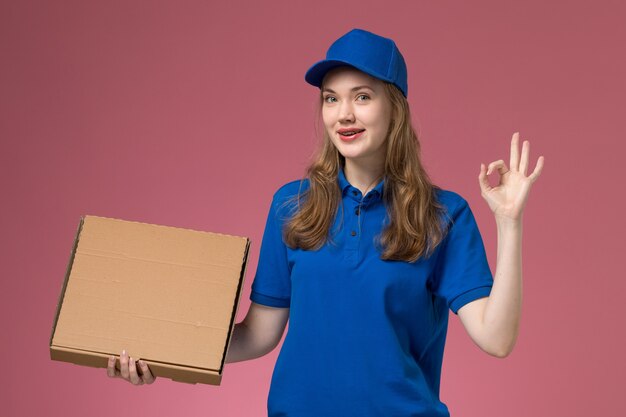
[{"x1": 108, "y1": 28, "x2": 544, "y2": 417}]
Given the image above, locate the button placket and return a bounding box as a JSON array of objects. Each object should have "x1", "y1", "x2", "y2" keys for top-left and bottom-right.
[
  {"x1": 350, "y1": 199, "x2": 359, "y2": 238},
  {"x1": 343, "y1": 188, "x2": 361, "y2": 266},
  {"x1": 348, "y1": 187, "x2": 361, "y2": 239},
  {"x1": 339, "y1": 174, "x2": 383, "y2": 266}
]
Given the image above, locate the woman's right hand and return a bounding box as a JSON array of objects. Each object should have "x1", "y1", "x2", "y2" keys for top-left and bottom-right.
[{"x1": 107, "y1": 349, "x2": 156, "y2": 385}]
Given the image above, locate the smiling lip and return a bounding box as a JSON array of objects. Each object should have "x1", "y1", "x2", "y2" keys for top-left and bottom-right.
[{"x1": 338, "y1": 128, "x2": 365, "y2": 141}]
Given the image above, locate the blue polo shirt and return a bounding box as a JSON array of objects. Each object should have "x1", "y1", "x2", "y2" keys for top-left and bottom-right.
[{"x1": 250, "y1": 168, "x2": 493, "y2": 417}]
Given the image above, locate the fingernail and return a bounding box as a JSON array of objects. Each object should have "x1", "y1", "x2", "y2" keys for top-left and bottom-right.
[{"x1": 122, "y1": 349, "x2": 126, "y2": 356}]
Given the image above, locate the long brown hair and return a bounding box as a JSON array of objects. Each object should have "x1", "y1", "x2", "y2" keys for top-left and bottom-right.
[{"x1": 283, "y1": 82, "x2": 447, "y2": 262}]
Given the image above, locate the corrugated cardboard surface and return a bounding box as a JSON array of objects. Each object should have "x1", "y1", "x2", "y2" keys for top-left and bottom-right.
[{"x1": 50, "y1": 215, "x2": 250, "y2": 385}]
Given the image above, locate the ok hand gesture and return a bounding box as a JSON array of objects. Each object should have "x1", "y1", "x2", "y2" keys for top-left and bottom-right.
[{"x1": 479, "y1": 132, "x2": 545, "y2": 223}]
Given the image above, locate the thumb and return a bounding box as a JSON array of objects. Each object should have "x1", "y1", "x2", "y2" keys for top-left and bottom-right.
[{"x1": 478, "y1": 163, "x2": 491, "y2": 194}]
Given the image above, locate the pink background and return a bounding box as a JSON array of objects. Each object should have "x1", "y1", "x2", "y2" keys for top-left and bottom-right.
[{"x1": 2, "y1": 0, "x2": 624, "y2": 416}]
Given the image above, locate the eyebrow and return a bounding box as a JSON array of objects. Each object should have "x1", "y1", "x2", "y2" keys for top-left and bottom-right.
[{"x1": 321, "y1": 85, "x2": 375, "y2": 93}]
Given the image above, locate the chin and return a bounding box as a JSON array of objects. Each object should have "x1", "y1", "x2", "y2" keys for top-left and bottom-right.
[
  {"x1": 335, "y1": 148, "x2": 360, "y2": 159},
  {"x1": 340, "y1": 153, "x2": 369, "y2": 163}
]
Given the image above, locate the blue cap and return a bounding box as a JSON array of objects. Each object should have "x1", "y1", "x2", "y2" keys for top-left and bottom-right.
[{"x1": 305, "y1": 28, "x2": 408, "y2": 98}]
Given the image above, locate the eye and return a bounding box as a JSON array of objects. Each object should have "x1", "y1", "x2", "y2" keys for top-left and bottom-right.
[
  {"x1": 356, "y1": 94, "x2": 370, "y2": 101},
  {"x1": 323, "y1": 96, "x2": 337, "y2": 103}
]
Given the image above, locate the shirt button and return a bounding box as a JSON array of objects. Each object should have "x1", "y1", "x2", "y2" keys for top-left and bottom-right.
[
  {"x1": 352, "y1": 190, "x2": 358, "y2": 196},
  {"x1": 354, "y1": 207, "x2": 360, "y2": 215},
  {"x1": 350, "y1": 230, "x2": 357, "y2": 236}
]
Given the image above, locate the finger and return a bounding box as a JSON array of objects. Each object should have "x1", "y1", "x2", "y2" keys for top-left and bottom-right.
[
  {"x1": 129, "y1": 357, "x2": 143, "y2": 385},
  {"x1": 478, "y1": 163, "x2": 492, "y2": 194},
  {"x1": 528, "y1": 155, "x2": 545, "y2": 183},
  {"x1": 107, "y1": 355, "x2": 118, "y2": 378},
  {"x1": 138, "y1": 360, "x2": 156, "y2": 385},
  {"x1": 486, "y1": 160, "x2": 507, "y2": 176},
  {"x1": 120, "y1": 350, "x2": 130, "y2": 380},
  {"x1": 519, "y1": 139, "x2": 530, "y2": 176},
  {"x1": 510, "y1": 132, "x2": 520, "y2": 172}
]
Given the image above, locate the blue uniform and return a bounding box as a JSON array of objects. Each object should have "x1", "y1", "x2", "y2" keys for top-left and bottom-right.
[{"x1": 250, "y1": 168, "x2": 493, "y2": 417}]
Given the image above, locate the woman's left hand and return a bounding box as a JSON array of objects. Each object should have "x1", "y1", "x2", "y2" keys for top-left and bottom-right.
[{"x1": 479, "y1": 132, "x2": 545, "y2": 223}]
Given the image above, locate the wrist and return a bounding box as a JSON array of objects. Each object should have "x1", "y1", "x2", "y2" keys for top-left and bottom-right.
[{"x1": 495, "y1": 215, "x2": 523, "y2": 230}]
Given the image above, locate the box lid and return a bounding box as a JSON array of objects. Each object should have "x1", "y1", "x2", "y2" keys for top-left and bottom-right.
[{"x1": 51, "y1": 215, "x2": 249, "y2": 375}]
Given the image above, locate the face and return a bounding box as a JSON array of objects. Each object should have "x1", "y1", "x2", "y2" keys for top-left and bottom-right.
[{"x1": 321, "y1": 67, "x2": 392, "y2": 168}]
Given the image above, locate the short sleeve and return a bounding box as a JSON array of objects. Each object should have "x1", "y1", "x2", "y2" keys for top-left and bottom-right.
[
  {"x1": 249, "y1": 192, "x2": 292, "y2": 308},
  {"x1": 430, "y1": 197, "x2": 493, "y2": 315}
]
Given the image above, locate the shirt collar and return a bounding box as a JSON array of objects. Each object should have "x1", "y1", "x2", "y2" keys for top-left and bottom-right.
[{"x1": 337, "y1": 166, "x2": 385, "y2": 202}]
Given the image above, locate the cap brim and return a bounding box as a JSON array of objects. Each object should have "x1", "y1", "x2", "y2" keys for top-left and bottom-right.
[{"x1": 304, "y1": 59, "x2": 392, "y2": 89}]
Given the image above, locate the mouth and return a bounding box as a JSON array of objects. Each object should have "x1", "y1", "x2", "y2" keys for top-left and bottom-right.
[{"x1": 338, "y1": 129, "x2": 365, "y2": 141}]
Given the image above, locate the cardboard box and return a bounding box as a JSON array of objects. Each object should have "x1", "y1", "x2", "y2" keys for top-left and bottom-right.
[{"x1": 50, "y1": 215, "x2": 250, "y2": 385}]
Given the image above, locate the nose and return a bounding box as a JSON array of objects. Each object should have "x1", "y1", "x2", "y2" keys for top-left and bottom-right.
[{"x1": 338, "y1": 101, "x2": 355, "y2": 123}]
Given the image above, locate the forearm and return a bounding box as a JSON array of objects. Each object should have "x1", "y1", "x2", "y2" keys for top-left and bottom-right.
[
  {"x1": 225, "y1": 322, "x2": 274, "y2": 364},
  {"x1": 482, "y1": 218, "x2": 523, "y2": 357}
]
